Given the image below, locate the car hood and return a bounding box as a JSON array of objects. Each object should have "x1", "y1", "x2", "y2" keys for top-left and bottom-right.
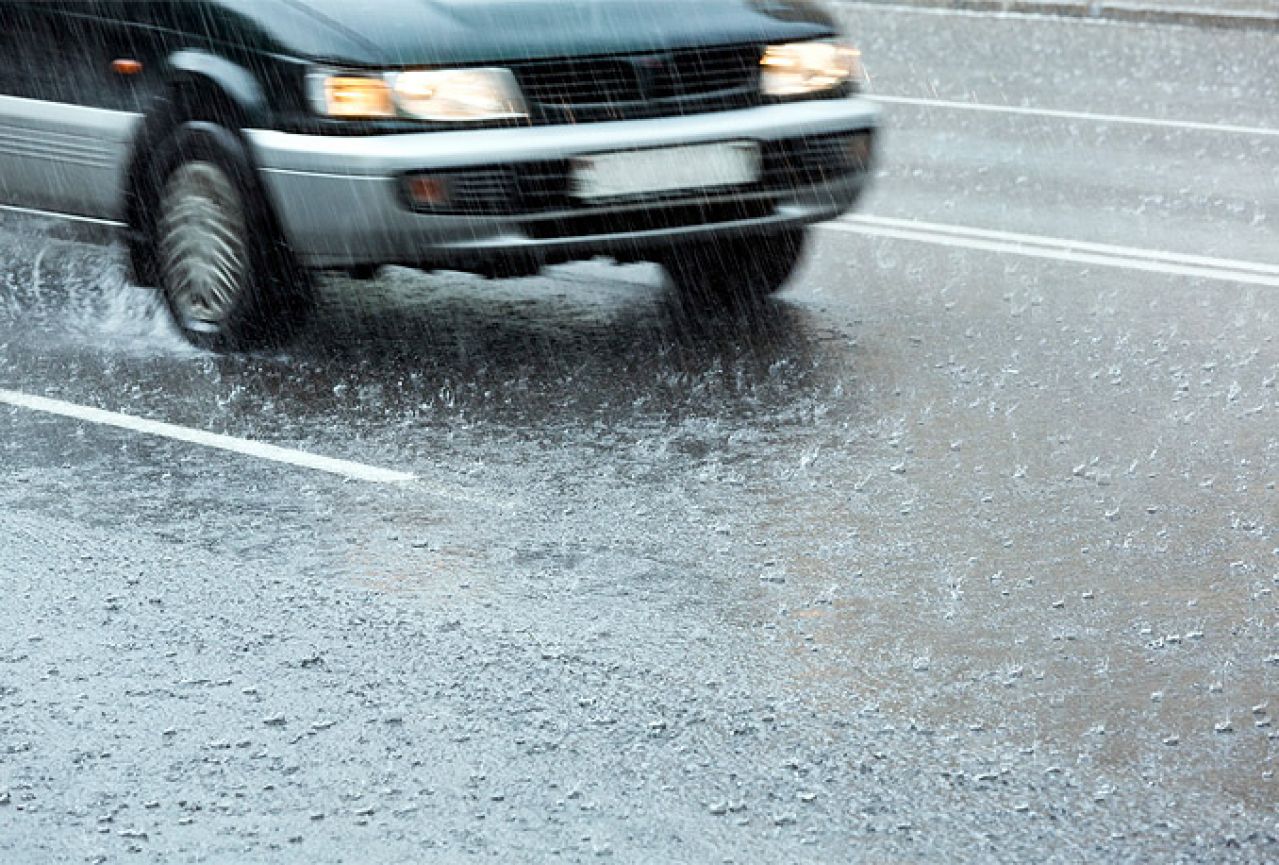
[{"x1": 275, "y1": 0, "x2": 840, "y2": 67}]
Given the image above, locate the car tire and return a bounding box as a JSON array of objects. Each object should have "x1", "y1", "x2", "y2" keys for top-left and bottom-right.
[
  {"x1": 151, "y1": 124, "x2": 311, "y2": 350},
  {"x1": 660, "y1": 229, "x2": 808, "y2": 307}
]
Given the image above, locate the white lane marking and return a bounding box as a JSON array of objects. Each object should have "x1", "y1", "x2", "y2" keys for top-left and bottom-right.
[
  {"x1": 845, "y1": 215, "x2": 1279, "y2": 276},
  {"x1": 0, "y1": 389, "x2": 416, "y2": 485},
  {"x1": 821, "y1": 217, "x2": 1279, "y2": 287},
  {"x1": 873, "y1": 94, "x2": 1279, "y2": 138},
  {"x1": 840, "y1": 0, "x2": 1277, "y2": 28},
  {"x1": 0, "y1": 202, "x2": 126, "y2": 229}
]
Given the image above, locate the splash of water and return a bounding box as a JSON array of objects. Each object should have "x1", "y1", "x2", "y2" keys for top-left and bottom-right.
[{"x1": 0, "y1": 234, "x2": 202, "y2": 358}]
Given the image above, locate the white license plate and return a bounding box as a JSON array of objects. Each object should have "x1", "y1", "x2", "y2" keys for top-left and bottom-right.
[{"x1": 571, "y1": 141, "x2": 761, "y2": 201}]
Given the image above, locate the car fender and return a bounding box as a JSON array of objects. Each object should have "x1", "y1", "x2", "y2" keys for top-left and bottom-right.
[
  {"x1": 123, "y1": 51, "x2": 276, "y2": 286},
  {"x1": 162, "y1": 50, "x2": 271, "y2": 129}
]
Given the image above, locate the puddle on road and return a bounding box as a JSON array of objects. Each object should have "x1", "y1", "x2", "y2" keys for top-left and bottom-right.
[
  {"x1": 6, "y1": 220, "x2": 1274, "y2": 820},
  {"x1": 0, "y1": 230, "x2": 850, "y2": 464},
  {"x1": 737, "y1": 431, "x2": 1278, "y2": 812}
]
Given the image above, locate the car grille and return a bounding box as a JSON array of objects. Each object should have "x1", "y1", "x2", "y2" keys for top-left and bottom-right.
[
  {"x1": 522, "y1": 198, "x2": 778, "y2": 240},
  {"x1": 444, "y1": 168, "x2": 520, "y2": 215},
  {"x1": 513, "y1": 45, "x2": 763, "y2": 123},
  {"x1": 761, "y1": 132, "x2": 871, "y2": 190}
]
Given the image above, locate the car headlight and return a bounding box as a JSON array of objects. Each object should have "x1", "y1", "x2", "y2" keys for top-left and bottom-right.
[
  {"x1": 308, "y1": 68, "x2": 528, "y2": 122},
  {"x1": 311, "y1": 73, "x2": 397, "y2": 119},
  {"x1": 760, "y1": 41, "x2": 863, "y2": 98},
  {"x1": 391, "y1": 69, "x2": 527, "y2": 122}
]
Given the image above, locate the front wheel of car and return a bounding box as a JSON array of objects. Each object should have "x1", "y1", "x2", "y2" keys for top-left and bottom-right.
[
  {"x1": 153, "y1": 129, "x2": 311, "y2": 350},
  {"x1": 660, "y1": 229, "x2": 808, "y2": 307}
]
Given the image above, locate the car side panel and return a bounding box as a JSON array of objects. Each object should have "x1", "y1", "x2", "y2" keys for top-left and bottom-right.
[
  {"x1": 0, "y1": 95, "x2": 138, "y2": 221},
  {"x1": 0, "y1": 3, "x2": 157, "y2": 220}
]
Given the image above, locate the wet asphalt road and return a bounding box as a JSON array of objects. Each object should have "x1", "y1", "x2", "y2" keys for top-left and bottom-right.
[{"x1": 2, "y1": 6, "x2": 1278, "y2": 864}]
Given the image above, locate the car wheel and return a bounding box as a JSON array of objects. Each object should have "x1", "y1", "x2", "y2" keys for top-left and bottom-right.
[
  {"x1": 661, "y1": 229, "x2": 808, "y2": 307},
  {"x1": 153, "y1": 128, "x2": 311, "y2": 350}
]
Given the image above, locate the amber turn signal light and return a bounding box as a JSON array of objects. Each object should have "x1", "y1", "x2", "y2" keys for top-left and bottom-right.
[
  {"x1": 112, "y1": 58, "x2": 144, "y2": 76},
  {"x1": 405, "y1": 175, "x2": 451, "y2": 209},
  {"x1": 321, "y1": 76, "x2": 396, "y2": 119}
]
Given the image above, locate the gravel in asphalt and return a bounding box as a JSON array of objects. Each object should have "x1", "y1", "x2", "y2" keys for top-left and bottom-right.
[{"x1": 1, "y1": 5, "x2": 1276, "y2": 864}]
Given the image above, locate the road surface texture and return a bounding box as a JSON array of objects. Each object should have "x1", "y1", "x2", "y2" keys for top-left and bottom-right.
[
  {"x1": 1, "y1": 6, "x2": 1276, "y2": 864},
  {"x1": 840, "y1": 0, "x2": 1279, "y2": 29}
]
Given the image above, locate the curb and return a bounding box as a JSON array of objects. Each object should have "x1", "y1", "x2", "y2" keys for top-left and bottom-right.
[{"x1": 835, "y1": 0, "x2": 1279, "y2": 31}]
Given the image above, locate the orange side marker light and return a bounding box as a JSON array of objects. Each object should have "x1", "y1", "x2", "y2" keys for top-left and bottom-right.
[{"x1": 112, "y1": 59, "x2": 144, "y2": 76}]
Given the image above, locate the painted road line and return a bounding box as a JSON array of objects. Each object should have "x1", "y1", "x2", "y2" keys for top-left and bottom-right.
[
  {"x1": 835, "y1": 0, "x2": 1279, "y2": 32},
  {"x1": 822, "y1": 218, "x2": 1279, "y2": 287},
  {"x1": 873, "y1": 94, "x2": 1279, "y2": 139},
  {"x1": 845, "y1": 215, "x2": 1279, "y2": 276},
  {"x1": 0, "y1": 389, "x2": 416, "y2": 485},
  {"x1": 0, "y1": 202, "x2": 127, "y2": 229}
]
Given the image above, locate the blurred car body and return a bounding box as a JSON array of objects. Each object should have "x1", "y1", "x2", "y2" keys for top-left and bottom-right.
[{"x1": 0, "y1": 0, "x2": 879, "y2": 347}]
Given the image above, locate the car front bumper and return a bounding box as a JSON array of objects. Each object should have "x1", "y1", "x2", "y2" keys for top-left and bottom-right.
[{"x1": 245, "y1": 98, "x2": 881, "y2": 272}]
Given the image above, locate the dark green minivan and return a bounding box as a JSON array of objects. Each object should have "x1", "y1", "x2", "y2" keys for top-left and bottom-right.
[{"x1": 0, "y1": 1, "x2": 879, "y2": 348}]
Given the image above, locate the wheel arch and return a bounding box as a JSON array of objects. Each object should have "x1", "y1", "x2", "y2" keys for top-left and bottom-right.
[{"x1": 124, "y1": 51, "x2": 285, "y2": 287}]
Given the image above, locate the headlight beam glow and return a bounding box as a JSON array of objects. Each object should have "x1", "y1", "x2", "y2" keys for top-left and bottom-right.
[{"x1": 761, "y1": 41, "x2": 863, "y2": 98}]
